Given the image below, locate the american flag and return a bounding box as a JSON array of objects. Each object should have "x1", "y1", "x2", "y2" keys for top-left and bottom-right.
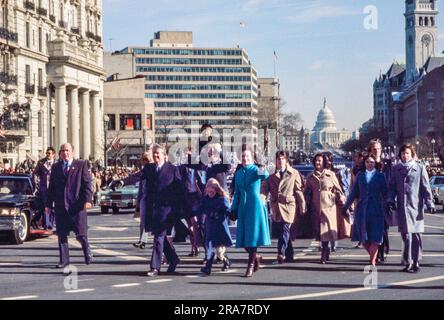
[{"x1": 109, "y1": 137, "x2": 122, "y2": 151}]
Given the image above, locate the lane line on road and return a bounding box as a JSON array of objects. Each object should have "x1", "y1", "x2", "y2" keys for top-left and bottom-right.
[
  {"x1": 1, "y1": 295, "x2": 38, "y2": 300},
  {"x1": 91, "y1": 227, "x2": 129, "y2": 232},
  {"x1": 425, "y1": 225, "x2": 444, "y2": 230},
  {"x1": 426, "y1": 213, "x2": 444, "y2": 218},
  {"x1": 261, "y1": 274, "x2": 444, "y2": 300},
  {"x1": 145, "y1": 279, "x2": 173, "y2": 284},
  {"x1": 112, "y1": 283, "x2": 141, "y2": 288},
  {"x1": 65, "y1": 289, "x2": 95, "y2": 294}
]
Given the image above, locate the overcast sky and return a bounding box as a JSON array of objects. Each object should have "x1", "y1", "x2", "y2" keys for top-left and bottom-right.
[{"x1": 103, "y1": 0, "x2": 444, "y2": 131}]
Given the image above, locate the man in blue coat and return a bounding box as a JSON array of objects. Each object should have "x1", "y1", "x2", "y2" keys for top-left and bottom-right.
[
  {"x1": 144, "y1": 144, "x2": 185, "y2": 276},
  {"x1": 45, "y1": 143, "x2": 93, "y2": 270}
]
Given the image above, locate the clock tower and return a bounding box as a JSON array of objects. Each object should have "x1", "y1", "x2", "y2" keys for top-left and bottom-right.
[{"x1": 405, "y1": 0, "x2": 439, "y2": 84}]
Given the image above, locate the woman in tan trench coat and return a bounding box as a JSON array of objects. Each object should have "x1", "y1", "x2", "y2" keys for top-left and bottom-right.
[{"x1": 305, "y1": 153, "x2": 345, "y2": 264}]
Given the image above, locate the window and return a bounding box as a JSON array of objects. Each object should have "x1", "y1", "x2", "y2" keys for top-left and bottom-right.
[
  {"x1": 146, "y1": 114, "x2": 152, "y2": 130},
  {"x1": 120, "y1": 114, "x2": 141, "y2": 130},
  {"x1": 38, "y1": 111, "x2": 43, "y2": 137},
  {"x1": 38, "y1": 68, "x2": 43, "y2": 88},
  {"x1": 38, "y1": 27, "x2": 42, "y2": 52},
  {"x1": 107, "y1": 114, "x2": 116, "y2": 130},
  {"x1": 26, "y1": 65, "x2": 31, "y2": 84},
  {"x1": 26, "y1": 22, "x2": 30, "y2": 47}
]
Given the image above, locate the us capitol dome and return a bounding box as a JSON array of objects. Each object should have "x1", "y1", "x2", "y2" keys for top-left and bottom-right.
[{"x1": 311, "y1": 98, "x2": 355, "y2": 149}]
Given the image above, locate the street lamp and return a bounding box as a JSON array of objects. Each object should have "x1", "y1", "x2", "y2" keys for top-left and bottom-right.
[
  {"x1": 103, "y1": 114, "x2": 110, "y2": 169},
  {"x1": 431, "y1": 138, "x2": 436, "y2": 160},
  {"x1": 416, "y1": 140, "x2": 420, "y2": 158}
]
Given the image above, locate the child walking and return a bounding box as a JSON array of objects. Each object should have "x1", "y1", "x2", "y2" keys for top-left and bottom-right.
[{"x1": 199, "y1": 178, "x2": 233, "y2": 275}]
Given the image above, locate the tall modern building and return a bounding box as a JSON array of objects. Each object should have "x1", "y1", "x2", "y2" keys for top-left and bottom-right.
[
  {"x1": 107, "y1": 31, "x2": 258, "y2": 145},
  {"x1": 1, "y1": 0, "x2": 105, "y2": 167}
]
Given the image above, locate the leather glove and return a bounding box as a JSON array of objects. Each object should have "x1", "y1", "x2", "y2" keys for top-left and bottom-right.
[{"x1": 228, "y1": 210, "x2": 238, "y2": 221}]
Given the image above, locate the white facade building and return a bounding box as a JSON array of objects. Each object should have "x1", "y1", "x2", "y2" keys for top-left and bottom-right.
[{"x1": 1, "y1": 0, "x2": 105, "y2": 168}]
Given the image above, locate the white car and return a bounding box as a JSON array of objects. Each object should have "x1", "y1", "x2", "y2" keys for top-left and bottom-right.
[{"x1": 430, "y1": 176, "x2": 444, "y2": 204}]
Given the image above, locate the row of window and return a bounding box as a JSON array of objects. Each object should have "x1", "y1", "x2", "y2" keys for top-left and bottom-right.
[
  {"x1": 155, "y1": 119, "x2": 253, "y2": 127},
  {"x1": 154, "y1": 102, "x2": 253, "y2": 108},
  {"x1": 106, "y1": 114, "x2": 153, "y2": 131},
  {"x1": 145, "y1": 75, "x2": 253, "y2": 82},
  {"x1": 136, "y1": 66, "x2": 252, "y2": 74},
  {"x1": 145, "y1": 84, "x2": 252, "y2": 91},
  {"x1": 145, "y1": 93, "x2": 253, "y2": 99},
  {"x1": 133, "y1": 49, "x2": 242, "y2": 56},
  {"x1": 136, "y1": 58, "x2": 243, "y2": 65},
  {"x1": 155, "y1": 111, "x2": 252, "y2": 117}
]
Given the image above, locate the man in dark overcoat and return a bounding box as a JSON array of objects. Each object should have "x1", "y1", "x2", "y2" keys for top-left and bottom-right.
[
  {"x1": 144, "y1": 144, "x2": 185, "y2": 276},
  {"x1": 32, "y1": 147, "x2": 56, "y2": 229},
  {"x1": 45, "y1": 143, "x2": 93, "y2": 269}
]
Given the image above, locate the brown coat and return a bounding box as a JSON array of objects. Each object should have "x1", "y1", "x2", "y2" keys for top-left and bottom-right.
[
  {"x1": 262, "y1": 164, "x2": 306, "y2": 224},
  {"x1": 304, "y1": 169, "x2": 344, "y2": 242}
]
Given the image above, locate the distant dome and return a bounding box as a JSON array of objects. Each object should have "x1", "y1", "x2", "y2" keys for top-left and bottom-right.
[{"x1": 313, "y1": 98, "x2": 337, "y2": 131}]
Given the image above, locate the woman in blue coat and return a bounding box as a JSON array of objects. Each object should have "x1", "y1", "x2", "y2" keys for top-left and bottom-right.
[
  {"x1": 231, "y1": 149, "x2": 270, "y2": 277},
  {"x1": 342, "y1": 155, "x2": 388, "y2": 266}
]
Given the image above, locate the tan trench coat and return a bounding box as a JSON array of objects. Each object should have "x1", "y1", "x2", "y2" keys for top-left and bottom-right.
[
  {"x1": 304, "y1": 169, "x2": 344, "y2": 242},
  {"x1": 262, "y1": 164, "x2": 306, "y2": 224}
]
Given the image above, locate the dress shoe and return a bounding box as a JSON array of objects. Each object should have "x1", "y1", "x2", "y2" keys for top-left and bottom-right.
[
  {"x1": 273, "y1": 255, "x2": 285, "y2": 265},
  {"x1": 412, "y1": 265, "x2": 420, "y2": 273},
  {"x1": 84, "y1": 248, "x2": 93, "y2": 265},
  {"x1": 133, "y1": 241, "x2": 142, "y2": 248},
  {"x1": 166, "y1": 258, "x2": 180, "y2": 273},
  {"x1": 402, "y1": 264, "x2": 413, "y2": 273},
  {"x1": 147, "y1": 269, "x2": 159, "y2": 277}
]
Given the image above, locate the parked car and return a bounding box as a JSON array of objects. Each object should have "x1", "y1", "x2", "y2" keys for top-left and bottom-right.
[
  {"x1": 0, "y1": 174, "x2": 51, "y2": 244},
  {"x1": 97, "y1": 182, "x2": 139, "y2": 214},
  {"x1": 430, "y1": 176, "x2": 444, "y2": 204}
]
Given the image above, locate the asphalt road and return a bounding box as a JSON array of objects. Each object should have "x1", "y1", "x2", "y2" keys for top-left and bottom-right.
[{"x1": 1, "y1": 208, "x2": 444, "y2": 301}]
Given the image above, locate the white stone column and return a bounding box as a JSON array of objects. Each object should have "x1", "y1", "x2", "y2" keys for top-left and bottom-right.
[
  {"x1": 70, "y1": 87, "x2": 80, "y2": 158},
  {"x1": 55, "y1": 84, "x2": 67, "y2": 149},
  {"x1": 92, "y1": 93, "x2": 102, "y2": 161},
  {"x1": 81, "y1": 90, "x2": 91, "y2": 160}
]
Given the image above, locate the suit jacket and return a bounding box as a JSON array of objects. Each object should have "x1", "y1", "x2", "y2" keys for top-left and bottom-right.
[
  {"x1": 262, "y1": 164, "x2": 306, "y2": 224},
  {"x1": 142, "y1": 162, "x2": 185, "y2": 235},
  {"x1": 46, "y1": 159, "x2": 93, "y2": 236}
]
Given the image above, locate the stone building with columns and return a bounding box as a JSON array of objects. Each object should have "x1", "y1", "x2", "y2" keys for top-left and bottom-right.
[{"x1": 0, "y1": 0, "x2": 105, "y2": 168}]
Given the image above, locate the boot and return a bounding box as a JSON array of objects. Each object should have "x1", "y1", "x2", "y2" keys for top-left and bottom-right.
[
  {"x1": 244, "y1": 252, "x2": 255, "y2": 277},
  {"x1": 200, "y1": 253, "x2": 215, "y2": 275},
  {"x1": 254, "y1": 254, "x2": 262, "y2": 272},
  {"x1": 221, "y1": 255, "x2": 231, "y2": 271}
]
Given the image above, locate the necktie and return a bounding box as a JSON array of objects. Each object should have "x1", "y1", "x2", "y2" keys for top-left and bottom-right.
[{"x1": 64, "y1": 162, "x2": 69, "y2": 176}]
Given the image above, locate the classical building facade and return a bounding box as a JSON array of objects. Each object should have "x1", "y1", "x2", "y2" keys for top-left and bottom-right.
[
  {"x1": 104, "y1": 75, "x2": 155, "y2": 167},
  {"x1": 311, "y1": 99, "x2": 354, "y2": 149},
  {"x1": 282, "y1": 127, "x2": 310, "y2": 155},
  {"x1": 1, "y1": 0, "x2": 105, "y2": 168},
  {"x1": 106, "y1": 31, "x2": 259, "y2": 146},
  {"x1": 392, "y1": 0, "x2": 444, "y2": 144}
]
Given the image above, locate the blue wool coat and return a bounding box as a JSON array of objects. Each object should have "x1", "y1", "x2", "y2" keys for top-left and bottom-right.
[
  {"x1": 343, "y1": 171, "x2": 388, "y2": 244},
  {"x1": 199, "y1": 196, "x2": 233, "y2": 247},
  {"x1": 231, "y1": 164, "x2": 270, "y2": 248}
]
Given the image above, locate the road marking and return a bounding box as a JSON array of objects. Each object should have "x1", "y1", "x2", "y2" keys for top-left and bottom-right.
[
  {"x1": 145, "y1": 279, "x2": 173, "y2": 284},
  {"x1": 261, "y1": 274, "x2": 444, "y2": 300},
  {"x1": 185, "y1": 275, "x2": 201, "y2": 278},
  {"x1": 426, "y1": 213, "x2": 444, "y2": 218},
  {"x1": 0, "y1": 263, "x2": 23, "y2": 266},
  {"x1": 112, "y1": 283, "x2": 141, "y2": 288},
  {"x1": 425, "y1": 225, "x2": 444, "y2": 230},
  {"x1": 91, "y1": 226, "x2": 128, "y2": 232},
  {"x1": 1, "y1": 295, "x2": 38, "y2": 300},
  {"x1": 92, "y1": 248, "x2": 147, "y2": 261},
  {"x1": 65, "y1": 289, "x2": 95, "y2": 293}
]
